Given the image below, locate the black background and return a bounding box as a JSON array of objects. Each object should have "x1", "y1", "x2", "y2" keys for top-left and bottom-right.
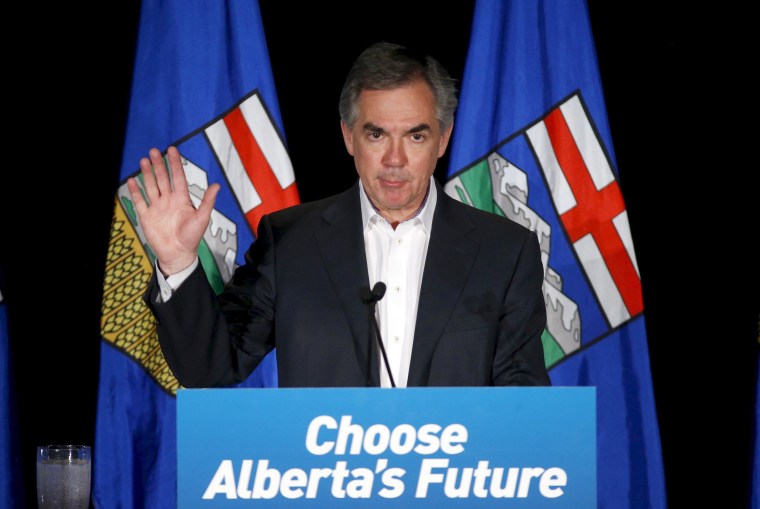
[{"x1": 2, "y1": 2, "x2": 757, "y2": 508}]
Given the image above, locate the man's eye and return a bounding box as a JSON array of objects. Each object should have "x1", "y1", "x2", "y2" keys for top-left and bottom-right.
[
  {"x1": 369, "y1": 132, "x2": 382, "y2": 140},
  {"x1": 411, "y1": 133, "x2": 425, "y2": 142}
]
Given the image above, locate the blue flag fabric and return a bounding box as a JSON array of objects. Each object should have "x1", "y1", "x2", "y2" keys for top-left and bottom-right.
[
  {"x1": 94, "y1": 1, "x2": 297, "y2": 507},
  {"x1": 445, "y1": 1, "x2": 667, "y2": 507},
  {"x1": 754, "y1": 349, "x2": 760, "y2": 509},
  {"x1": 1, "y1": 283, "x2": 22, "y2": 508}
]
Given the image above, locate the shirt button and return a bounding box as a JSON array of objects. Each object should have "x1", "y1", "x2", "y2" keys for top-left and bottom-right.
[
  {"x1": 394, "y1": 286, "x2": 401, "y2": 293},
  {"x1": 394, "y1": 336, "x2": 400, "y2": 343},
  {"x1": 397, "y1": 238, "x2": 403, "y2": 245}
]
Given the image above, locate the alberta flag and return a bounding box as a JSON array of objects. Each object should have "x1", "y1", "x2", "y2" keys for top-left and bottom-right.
[
  {"x1": 94, "y1": 1, "x2": 297, "y2": 507},
  {"x1": 755, "y1": 349, "x2": 760, "y2": 509},
  {"x1": 1, "y1": 278, "x2": 22, "y2": 508},
  {"x1": 445, "y1": 1, "x2": 666, "y2": 507}
]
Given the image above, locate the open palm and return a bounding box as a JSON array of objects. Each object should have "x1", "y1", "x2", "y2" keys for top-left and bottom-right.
[{"x1": 127, "y1": 146, "x2": 220, "y2": 276}]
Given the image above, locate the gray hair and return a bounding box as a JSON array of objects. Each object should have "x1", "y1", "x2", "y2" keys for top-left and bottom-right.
[{"x1": 338, "y1": 41, "x2": 458, "y2": 132}]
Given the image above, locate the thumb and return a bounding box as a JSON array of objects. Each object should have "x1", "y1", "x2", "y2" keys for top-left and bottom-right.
[{"x1": 197, "y1": 183, "x2": 221, "y2": 218}]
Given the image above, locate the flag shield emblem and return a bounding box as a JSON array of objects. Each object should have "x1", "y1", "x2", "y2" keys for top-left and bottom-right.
[
  {"x1": 446, "y1": 91, "x2": 640, "y2": 368},
  {"x1": 102, "y1": 90, "x2": 296, "y2": 395}
]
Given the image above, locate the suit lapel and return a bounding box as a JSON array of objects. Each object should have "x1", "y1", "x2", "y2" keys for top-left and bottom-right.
[
  {"x1": 407, "y1": 186, "x2": 478, "y2": 386},
  {"x1": 314, "y1": 183, "x2": 379, "y2": 386}
]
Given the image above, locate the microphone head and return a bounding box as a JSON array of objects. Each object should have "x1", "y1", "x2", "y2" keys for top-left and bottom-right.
[
  {"x1": 360, "y1": 282, "x2": 387, "y2": 304},
  {"x1": 372, "y1": 282, "x2": 386, "y2": 300}
]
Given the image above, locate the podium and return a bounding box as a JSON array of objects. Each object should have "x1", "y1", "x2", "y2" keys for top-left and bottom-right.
[{"x1": 177, "y1": 387, "x2": 595, "y2": 508}]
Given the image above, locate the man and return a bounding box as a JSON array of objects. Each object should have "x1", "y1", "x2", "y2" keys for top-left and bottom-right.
[{"x1": 128, "y1": 42, "x2": 550, "y2": 389}]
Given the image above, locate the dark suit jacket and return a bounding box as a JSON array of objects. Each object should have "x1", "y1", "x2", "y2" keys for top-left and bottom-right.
[{"x1": 147, "y1": 179, "x2": 550, "y2": 388}]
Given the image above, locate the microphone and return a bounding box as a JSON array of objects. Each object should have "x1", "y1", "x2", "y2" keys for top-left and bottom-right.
[
  {"x1": 361, "y1": 282, "x2": 386, "y2": 304},
  {"x1": 360, "y1": 282, "x2": 396, "y2": 388}
]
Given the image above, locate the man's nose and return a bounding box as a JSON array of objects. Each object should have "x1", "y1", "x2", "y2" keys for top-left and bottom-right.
[{"x1": 382, "y1": 139, "x2": 407, "y2": 168}]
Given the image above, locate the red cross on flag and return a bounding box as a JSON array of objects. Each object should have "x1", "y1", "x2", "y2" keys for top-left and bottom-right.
[
  {"x1": 206, "y1": 94, "x2": 300, "y2": 234},
  {"x1": 527, "y1": 93, "x2": 643, "y2": 328}
]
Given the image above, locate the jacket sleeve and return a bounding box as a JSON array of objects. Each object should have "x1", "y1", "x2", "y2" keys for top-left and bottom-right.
[{"x1": 144, "y1": 215, "x2": 277, "y2": 388}]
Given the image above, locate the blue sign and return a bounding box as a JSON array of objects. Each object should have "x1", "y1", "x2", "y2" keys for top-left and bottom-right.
[{"x1": 177, "y1": 387, "x2": 595, "y2": 508}]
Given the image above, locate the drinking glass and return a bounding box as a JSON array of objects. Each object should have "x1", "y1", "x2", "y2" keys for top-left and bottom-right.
[{"x1": 36, "y1": 445, "x2": 91, "y2": 509}]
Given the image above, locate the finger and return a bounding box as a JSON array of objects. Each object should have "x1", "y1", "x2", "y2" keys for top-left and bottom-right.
[
  {"x1": 150, "y1": 147, "x2": 172, "y2": 195},
  {"x1": 165, "y1": 146, "x2": 188, "y2": 196},
  {"x1": 139, "y1": 155, "x2": 159, "y2": 203},
  {"x1": 126, "y1": 177, "x2": 147, "y2": 210},
  {"x1": 196, "y1": 182, "x2": 221, "y2": 220}
]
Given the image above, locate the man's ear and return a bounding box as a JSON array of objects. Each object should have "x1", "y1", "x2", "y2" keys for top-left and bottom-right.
[
  {"x1": 340, "y1": 121, "x2": 355, "y2": 156},
  {"x1": 438, "y1": 123, "x2": 454, "y2": 158}
]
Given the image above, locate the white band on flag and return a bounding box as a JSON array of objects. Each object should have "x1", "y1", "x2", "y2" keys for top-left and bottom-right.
[
  {"x1": 526, "y1": 121, "x2": 576, "y2": 215},
  {"x1": 559, "y1": 95, "x2": 614, "y2": 191},
  {"x1": 206, "y1": 120, "x2": 262, "y2": 213},
  {"x1": 613, "y1": 210, "x2": 640, "y2": 277},
  {"x1": 575, "y1": 234, "x2": 630, "y2": 327},
  {"x1": 239, "y1": 95, "x2": 295, "y2": 189}
]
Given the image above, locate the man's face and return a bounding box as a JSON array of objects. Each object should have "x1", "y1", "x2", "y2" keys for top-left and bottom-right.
[{"x1": 341, "y1": 79, "x2": 453, "y2": 223}]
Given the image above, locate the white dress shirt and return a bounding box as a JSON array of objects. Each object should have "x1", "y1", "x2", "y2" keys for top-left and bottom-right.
[{"x1": 359, "y1": 177, "x2": 436, "y2": 388}]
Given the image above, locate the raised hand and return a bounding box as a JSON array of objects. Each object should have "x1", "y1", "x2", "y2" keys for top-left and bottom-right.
[{"x1": 127, "y1": 146, "x2": 220, "y2": 276}]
